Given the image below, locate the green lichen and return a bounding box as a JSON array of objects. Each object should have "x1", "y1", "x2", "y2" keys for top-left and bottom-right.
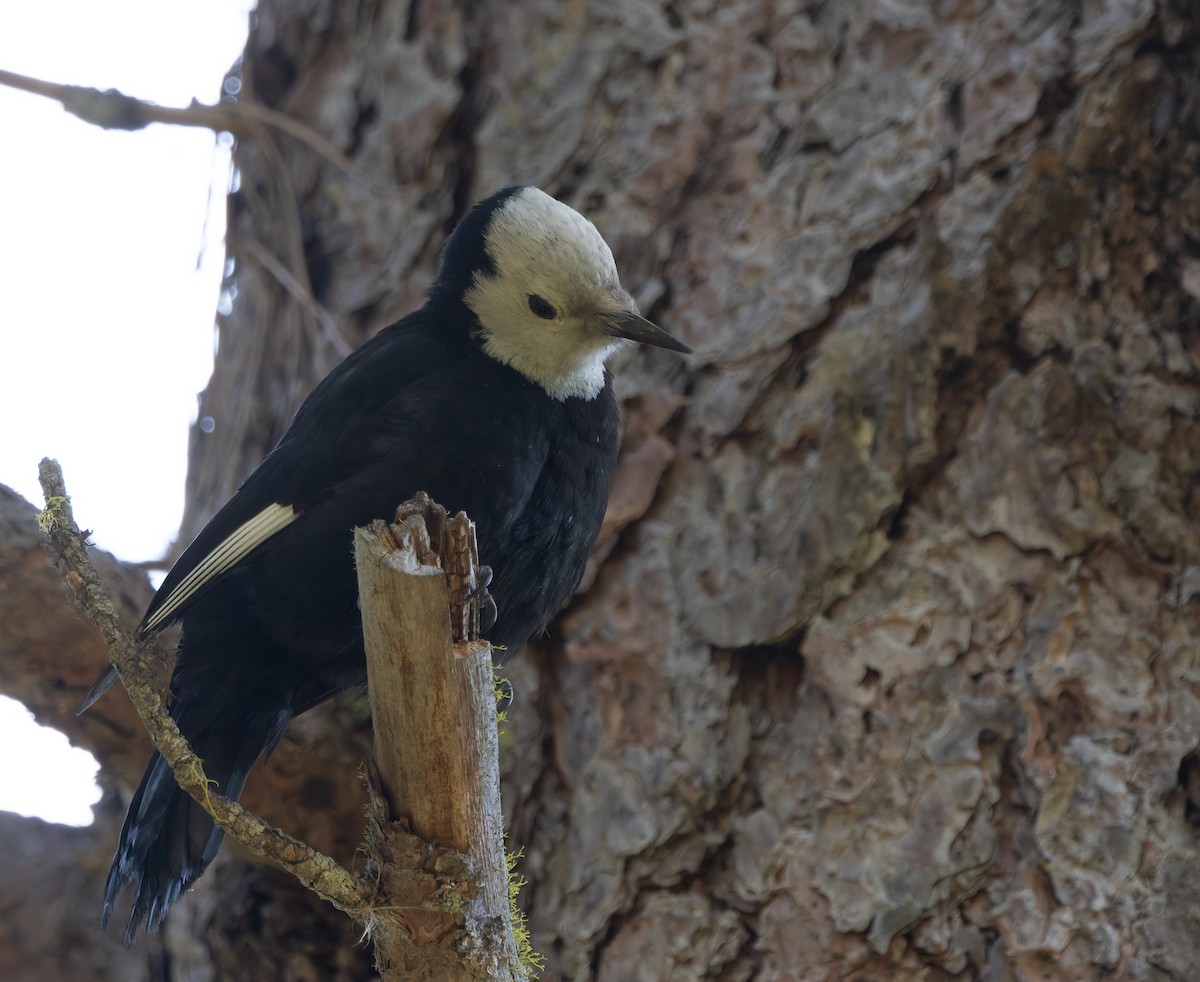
[
  {"x1": 507, "y1": 848, "x2": 544, "y2": 977},
  {"x1": 37, "y1": 495, "x2": 70, "y2": 534},
  {"x1": 185, "y1": 756, "x2": 220, "y2": 814}
]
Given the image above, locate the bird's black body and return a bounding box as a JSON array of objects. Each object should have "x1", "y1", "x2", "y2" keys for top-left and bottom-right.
[
  {"x1": 159, "y1": 302, "x2": 620, "y2": 671},
  {"x1": 93, "y1": 187, "x2": 688, "y2": 941}
]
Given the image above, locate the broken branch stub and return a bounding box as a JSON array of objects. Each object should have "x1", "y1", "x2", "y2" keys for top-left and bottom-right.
[{"x1": 354, "y1": 493, "x2": 518, "y2": 980}]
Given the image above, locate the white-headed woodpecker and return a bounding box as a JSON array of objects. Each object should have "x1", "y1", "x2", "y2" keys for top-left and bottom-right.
[{"x1": 85, "y1": 187, "x2": 690, "y2": 940}]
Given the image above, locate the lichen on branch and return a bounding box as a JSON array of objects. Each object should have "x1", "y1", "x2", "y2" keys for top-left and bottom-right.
[{"x1": 35, "y1": 457, "x2": 369, "y2": 922}]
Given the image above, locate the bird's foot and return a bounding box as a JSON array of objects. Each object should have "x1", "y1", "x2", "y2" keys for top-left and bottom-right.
[{"x1": 470, "y1": 565, "x2": 498, "y2": 634}]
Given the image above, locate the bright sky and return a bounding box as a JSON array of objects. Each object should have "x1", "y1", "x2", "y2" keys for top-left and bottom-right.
[{"x1": 0, "y1": 0, "x2": 251, "y2": 824}]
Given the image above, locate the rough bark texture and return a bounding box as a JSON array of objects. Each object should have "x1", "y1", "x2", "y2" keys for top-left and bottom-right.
[{"x1": 4, "y1": 0, "x2": 1200, "y2": 979}]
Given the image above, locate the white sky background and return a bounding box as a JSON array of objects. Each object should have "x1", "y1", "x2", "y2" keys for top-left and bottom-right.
[{"x1": 0, "y1": 1, "x2": 251, "y2": 824}]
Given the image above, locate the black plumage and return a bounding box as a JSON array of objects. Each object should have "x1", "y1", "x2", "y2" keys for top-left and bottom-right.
[{"x1": 88, "y1": 186, "x2": 689, "y2": 940}]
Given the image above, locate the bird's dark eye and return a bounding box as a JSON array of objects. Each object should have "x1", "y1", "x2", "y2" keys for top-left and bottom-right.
[{"x1": 527, "y1": 294, "x2": 557, "y2": 320}]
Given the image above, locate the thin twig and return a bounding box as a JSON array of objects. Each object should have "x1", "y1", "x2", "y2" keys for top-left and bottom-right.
[
  {"x1": 1, "y1": 65, "x2": 364, "y2": 371},
  {"x1": 36, "y1": 458, "x2": 369, "y2": 922},
  {"x1": 0, "y1": 67, "x2": 378, "y2": 191},
  {"x1": 242, "y1": 235, "x2": 354, "y2": 358}
]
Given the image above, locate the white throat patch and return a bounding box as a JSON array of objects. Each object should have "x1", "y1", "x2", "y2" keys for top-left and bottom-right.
[{"x1": 464, "y1": 188, "x2": 631, "y2": 401}]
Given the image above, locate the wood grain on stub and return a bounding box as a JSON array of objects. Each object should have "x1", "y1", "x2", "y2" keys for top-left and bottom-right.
[{"x1": 355, "y1": 494, "x2": 518, "y2": 980}]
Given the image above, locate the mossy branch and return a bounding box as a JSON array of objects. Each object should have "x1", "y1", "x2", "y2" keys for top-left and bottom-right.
[{"x1": 36, "y1": 458, "x2": 369, "y2": 921}]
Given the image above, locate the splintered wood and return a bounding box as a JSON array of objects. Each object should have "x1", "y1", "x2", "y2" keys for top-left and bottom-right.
[
  {"x1": 387, "y1": 492, "x2": 490, "y2": 652},
  {"x1": 354, "y1": 494, "x2": 518, "y2": 980}
]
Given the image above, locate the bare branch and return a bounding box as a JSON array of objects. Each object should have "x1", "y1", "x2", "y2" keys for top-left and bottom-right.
[
  {"x1": 0, "y1": 67, "x2": 376, "y2": 190},
  {"x1": 241, "y1": 236, "x2": 354, "y2": 357}
]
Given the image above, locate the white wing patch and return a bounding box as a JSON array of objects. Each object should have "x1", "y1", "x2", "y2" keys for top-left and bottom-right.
[{"x1": 142, "y1": 502, "x2": 299, "y2": 634}]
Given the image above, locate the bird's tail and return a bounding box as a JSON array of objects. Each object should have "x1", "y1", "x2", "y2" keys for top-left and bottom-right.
[{"x1": 102, "y1": 696, "x2": 292, "y2": 942}]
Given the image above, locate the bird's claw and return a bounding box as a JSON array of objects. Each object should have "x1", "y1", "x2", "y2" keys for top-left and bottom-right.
[
  {"x1": 471, "y1": 564, "x2": 494, "y2": 595},
  {"x1": 495, "y1": 676, "x2": 514, "y2": 712},
  {"x1": 470, "y1": 565, "x2": 498, "y2": 634},
  {"x1": 479, "y1": 595, "x2": 498, "y2": 634}
]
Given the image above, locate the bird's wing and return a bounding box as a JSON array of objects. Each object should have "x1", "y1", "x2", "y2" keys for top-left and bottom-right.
[
  {"x1": 141, "y1": 502, "x2": 299, "y2": 633},
  {"x1": 78, "y1": 444, "x2": 320, "y2": 713},
  {"x1": 139, "y1": 316, "x2": 453, "y2": 637}
]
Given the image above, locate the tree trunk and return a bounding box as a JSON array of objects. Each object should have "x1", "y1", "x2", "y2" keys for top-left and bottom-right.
[{"x1": 4, "y1": 0, "x2": 1200, "y2": 979}]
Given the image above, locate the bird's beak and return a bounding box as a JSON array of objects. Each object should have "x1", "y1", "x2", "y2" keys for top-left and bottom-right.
[{"x1": 602, "y1": 311, "x2": 692, "y2": 354}]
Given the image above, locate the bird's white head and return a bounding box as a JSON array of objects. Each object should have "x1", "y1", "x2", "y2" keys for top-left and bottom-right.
[{"x1": 463, "y1": 187, "x2": 688, "y2": 401}]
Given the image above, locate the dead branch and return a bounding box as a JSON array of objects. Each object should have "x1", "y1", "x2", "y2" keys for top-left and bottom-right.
[
  {"x1": 355, "y1": 494, "x2": 523, "y2": 980},
  {"x1": 0, "y1": 67, "x2": 373, "y2": 189}
]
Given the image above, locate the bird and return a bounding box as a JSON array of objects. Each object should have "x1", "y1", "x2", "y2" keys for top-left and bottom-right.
[{"x1": 81, "y1": 186, "x2": 690, "y2": 941}]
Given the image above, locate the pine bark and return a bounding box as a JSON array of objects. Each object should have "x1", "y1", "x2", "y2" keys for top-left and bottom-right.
[{"x1": 3, "y1": 0, "x2": 1200, "y2": 979}]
